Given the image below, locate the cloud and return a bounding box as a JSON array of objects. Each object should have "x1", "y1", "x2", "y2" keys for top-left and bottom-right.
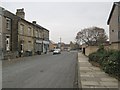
[
  {"x1": 1, "y1": 2, "x2": 112, "y2": 43},
  {"x1": 1, "y1": 0, "x2": 119, "y2": 2}
]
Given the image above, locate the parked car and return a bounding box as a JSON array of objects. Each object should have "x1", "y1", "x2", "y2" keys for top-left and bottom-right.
[
  {"x1": 53, "y1": 49, "x2": 61, "y2": 55},
  {"x1": 67, "y1": 49, "x2": 70, "y2": 52}
]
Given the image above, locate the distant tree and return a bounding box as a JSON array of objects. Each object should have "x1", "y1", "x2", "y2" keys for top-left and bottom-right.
[{"x1": 76, "y1": 26, "x2": 108, "y2": 46}]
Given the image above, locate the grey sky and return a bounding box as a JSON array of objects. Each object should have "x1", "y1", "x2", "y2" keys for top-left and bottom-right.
[{"x1": 1, "y1": 2, "x2": 114, "y2": 44}]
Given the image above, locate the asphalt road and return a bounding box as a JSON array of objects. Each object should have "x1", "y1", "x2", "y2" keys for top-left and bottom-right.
[{"x1": 2, "y1": 51, "x2": 78, "y2": 88}]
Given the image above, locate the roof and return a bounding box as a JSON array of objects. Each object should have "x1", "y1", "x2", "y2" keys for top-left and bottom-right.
[
  {"x1": 49, "y1": 40, "x2": 56, "y2": 44},
  {"x1": 107, "y1": 2, "x2": 120, "y2": 25},
  {"x1": 33, "y1": 23, "x2": 49, "y2": 32},
  {"x1": 20, "y1": 17, "x2": 35, "y2": 27},
  {"x1": 19, "y1": 18, "x2": 49, "y2": 32},
  {"x1": 2, "y1": 6, "x2": 49, "y2": 32}
]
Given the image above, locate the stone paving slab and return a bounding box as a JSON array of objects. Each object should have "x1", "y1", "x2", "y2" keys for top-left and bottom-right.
[
  {"x1": 100, "y1": 78, "x2": 118, "y2": 82},
  {"x1": 78, "y1": 53, "x2": 119, "y2": 89},
  {"x1": 81, "y1": 77, "x2": 101, "y2": 81},
  {"x1": 82, "y1": 88, "x2": 118, "y2": 90},
  {"x1": 100, "y1": 82, "x2": 118, "y2": 87},
  {"x1": 81, "y1": 81, "x2": 99, "y2": 86},
  {"x1": 79, "y1": 62, "x2": 92, "y2": 67}
]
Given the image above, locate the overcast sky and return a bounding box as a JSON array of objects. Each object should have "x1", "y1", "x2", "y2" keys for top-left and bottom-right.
[{"x1": 0, "y1": 1, "x2": 116, "y2": 44}]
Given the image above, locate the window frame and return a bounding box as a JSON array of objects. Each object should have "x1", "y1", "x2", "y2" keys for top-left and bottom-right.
[
  {"x1": 28, "y1": 27, "x2": 31, "y2": 36},
  {"x1": 20, "y1": 24, "x2": 24, "y2": 35},
  {"x1": 118, "y1": 31, "x2": 120, "y2": 40},
  {"x1": 6, "y1": 18, "x2": 11, "y2": 30}
]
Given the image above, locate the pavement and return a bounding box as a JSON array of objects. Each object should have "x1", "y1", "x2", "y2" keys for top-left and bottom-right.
[{"x1": 78, "y1": 52, "x2": 119, "y2": 89}]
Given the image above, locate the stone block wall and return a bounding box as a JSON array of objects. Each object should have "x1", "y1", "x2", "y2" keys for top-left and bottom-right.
[{"x1": 84, "y1": 43, "x2": 120, "y2": 56}]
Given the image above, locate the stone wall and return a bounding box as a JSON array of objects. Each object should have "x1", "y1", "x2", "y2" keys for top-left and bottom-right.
[
  {"x1": 84, "y1": 43, "x2": 120, "y2": 56},
  {"x1": 110, "y1": 42, "x2": 120, "y2": 50},
  {"x1": 85, "y1": 46, "x2": 99, "y2": 56}
]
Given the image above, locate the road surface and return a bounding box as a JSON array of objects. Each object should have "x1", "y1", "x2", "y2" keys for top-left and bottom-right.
[{"x1": 2, "y1": 51, "x2": 78, "y2": 88}]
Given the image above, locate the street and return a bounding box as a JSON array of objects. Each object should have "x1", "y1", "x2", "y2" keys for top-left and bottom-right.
[{"x1": 2, "y1": 51, "x2": 78, "y2": 88}]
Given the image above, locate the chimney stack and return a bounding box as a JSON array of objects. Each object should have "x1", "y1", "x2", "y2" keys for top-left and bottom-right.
[{"x1": 16, "y1": 8, "x2": 25, "y2": 19}]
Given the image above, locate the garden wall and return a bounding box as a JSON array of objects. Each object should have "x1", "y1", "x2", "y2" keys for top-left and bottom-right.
[{"x1": 84, "y1": 42, "x2": 120, "y2": 56}]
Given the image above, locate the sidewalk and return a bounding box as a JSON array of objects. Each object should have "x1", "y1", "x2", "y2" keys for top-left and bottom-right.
[{"x1": 78, "y1": 53, "x2": 119, "y2": 89}]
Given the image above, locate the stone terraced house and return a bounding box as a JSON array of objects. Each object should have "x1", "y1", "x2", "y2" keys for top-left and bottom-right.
[
  {"x1": 107, "y1": 2, "x2": 120, "y2": 50},
  {"x1": 0, "y1": 7, "x2": 49, "y2": 60}
]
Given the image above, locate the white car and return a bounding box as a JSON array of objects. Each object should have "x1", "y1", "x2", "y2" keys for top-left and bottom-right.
[{"x1": 53, "y1": 49, "x2": 61, "y2": 55}]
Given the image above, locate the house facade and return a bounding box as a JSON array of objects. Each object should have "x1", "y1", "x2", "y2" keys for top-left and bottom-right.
[
  {"x1": 17, "y1": 19, "x2": 34, "y2": 57},
  {"x1": 15, "y1": 9, "x2": 34, "y2": 57},
  {"x1": 0, "y1": 7, "x2": 20, "y2": 59},
  {"x1": 32, "y1": 21, "x2": 43, "y2": 55},
  {"x1": 49, "y1": 40, "x2": 57, "y2": 51},
  {"x1": 16, "y1": 9, "x2": 49, "y2": 56},
  {"x1": 42, "y1": 28, "x2": 49, "y2": 53},
  {"x1": 0, "y1": 7, "x2": 49, "y2": 60},
  {"x1": 107, "y1": 2, "x2": 120, "y2": 50},
  {"x1": 0, "y1": 7, "x2": 4, "y2": 59}
]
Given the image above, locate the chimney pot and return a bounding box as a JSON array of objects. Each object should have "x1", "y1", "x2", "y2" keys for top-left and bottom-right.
[{"x1": 32, "y1": 21, "x2": 36, "y2": 24}]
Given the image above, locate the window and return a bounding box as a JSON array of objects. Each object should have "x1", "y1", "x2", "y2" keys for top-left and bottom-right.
[
  {"x1": 6, "y1": 18, "x2": 11, "y2": 30},
  {"x1": 35, "y1": 30, "x2": 38, "y2": 37},
  {"x1": 118, "y1": 31, "x2": 120, "y2": 40},
  {"x1": 28, "y1": 41, "x2": 31, "y2": 43},
  {"x1": 28, "y1": 27, "x2": 31, "y2": 36},
  {"x1": 118, "y1": 16, "x2": 120, "y2": 23},
  {"x1": 28, "y1": 41, "x2": 31, "y2": 51},
  {"x1": 20, "y1": 24, "x2": 24, "y2": 34},
  {"x1": 39, "y1": 32, "x2": 41, "y2": 38}
]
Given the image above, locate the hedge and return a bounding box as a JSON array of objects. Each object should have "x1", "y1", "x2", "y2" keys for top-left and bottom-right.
[{"x1": 88, "y1": 46, "x2": 120, "y2": 80}]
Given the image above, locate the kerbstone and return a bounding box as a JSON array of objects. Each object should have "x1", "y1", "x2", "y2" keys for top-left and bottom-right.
[{"x1": 81, "y1": 81, "x2": 99, "y2": 86}]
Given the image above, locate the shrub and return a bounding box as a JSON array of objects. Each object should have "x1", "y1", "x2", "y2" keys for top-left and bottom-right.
[
  {"x1": 88, "y1": 47, "x2": 107, "y2": 64},
  {"x1": 89, "y1": 52, "x2": 98, "y2": 62},
  {"x1": 88, "y1": 46, "x2": 120, "y2": 80},
  {"x1": 97, "y1": 44, "x2": 104, "y2": 52},
  {"x1": 102, "y1": 50, "x2": 120, "y2": 78}
]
